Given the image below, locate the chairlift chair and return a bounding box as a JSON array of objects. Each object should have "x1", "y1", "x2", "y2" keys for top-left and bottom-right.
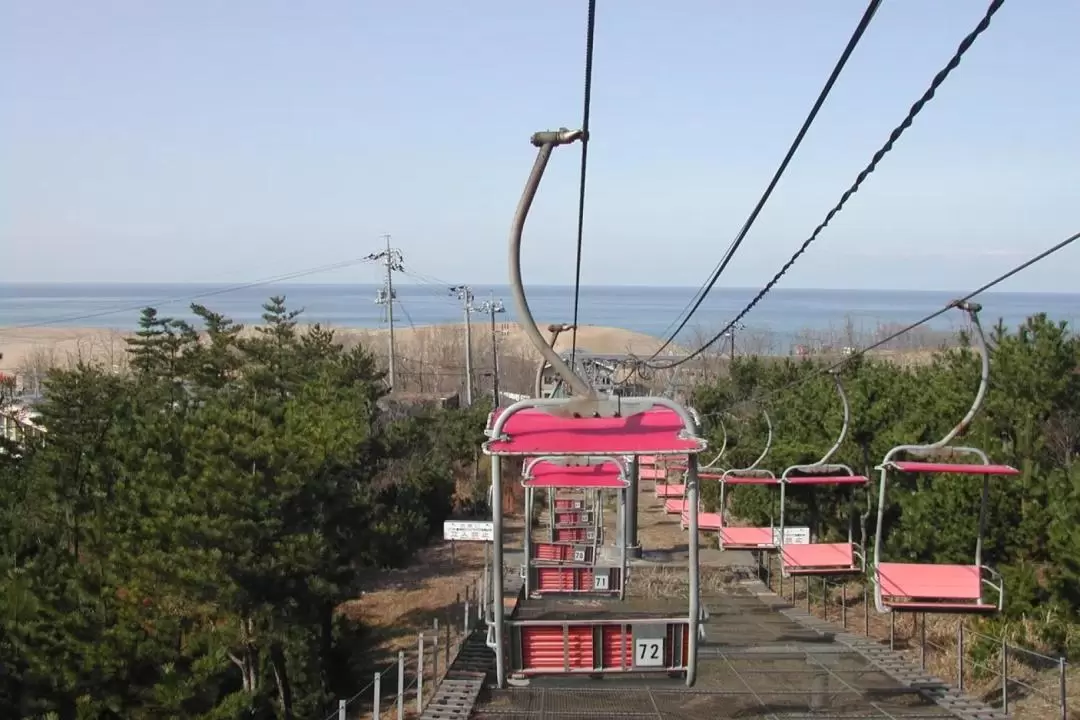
[
  {"x1": 482, "y1": 128, "x2": 709, "y2": 687},
  {"x1": 778, "y1": 372, "x2": 869, "y2": 576},
  {"x1": 872, "y1": 301, "x2": 1019, "y2": 615},
  {"x1": 521, "y1": 456, "x2": 625, "y2": 594}
]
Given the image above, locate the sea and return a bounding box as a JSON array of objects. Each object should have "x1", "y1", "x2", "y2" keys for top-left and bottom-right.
[{"x1": 1, "y1": 283, "x2": 1077, "y2": 354}]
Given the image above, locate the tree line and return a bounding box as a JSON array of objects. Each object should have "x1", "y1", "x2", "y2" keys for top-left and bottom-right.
[
  {"x1": 0, "y1": 298, "x2": 488, "y2": 719},
  {"x1": 692, "y1": 313, "x2": 1080, "y2": 653}
]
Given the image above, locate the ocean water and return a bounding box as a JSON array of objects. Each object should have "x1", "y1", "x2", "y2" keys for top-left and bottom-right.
[{"x1": 1, "y1": 283, "x2": 1077, "y2": 353}]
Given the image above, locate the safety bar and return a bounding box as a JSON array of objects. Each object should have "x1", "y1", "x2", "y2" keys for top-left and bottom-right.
[
  {"x1": 981, "y1": 565, "x2": 1006, "y2": 611},
  {"x1": 724, "y1": 407, "x2": 773, "y2": 474},
  {"x1": 779, "y1": 463, "x2": 864, "y2": 547},
  {"x1": 524, "y1": 454, "x2": 627, "y2": 475}
]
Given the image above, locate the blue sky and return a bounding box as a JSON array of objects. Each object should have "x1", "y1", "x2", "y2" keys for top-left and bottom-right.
[{"x1": 2, "y1": 1, "x2": 1077, "y2": 292}]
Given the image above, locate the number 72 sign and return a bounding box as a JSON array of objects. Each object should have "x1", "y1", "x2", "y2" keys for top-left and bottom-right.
[{"x1": 634, "y1": 638, "x2": 664, "y2": 667}]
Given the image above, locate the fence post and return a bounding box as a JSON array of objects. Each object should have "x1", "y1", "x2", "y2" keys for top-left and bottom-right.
[
  {"x1": 863, "y1": 584, "x2": 869, "y2": 636},
  {"x1": 373, "y1": 671, "x2": 381, "y2": 720},
  {"x1": 432, "y1": 622, "x2": 441, "y2": 689},
  {"x1": 889, "y1": 613, "x2": 895, "y2": 651},
  {"x1": 957, "y1": 624, "x2": 964, "y2": 691},
  {"x1": 417, "y1": 633, "x2": 425, "y2": 715},
  {"x1": 1059, "y1": 656, "x2": 1067, "y2": 720},
  {"x1": 339, "y1": 699, "x2": 346, "y2": 720},
  {"x1": 445, "y1": 614, "x2": 451, "y2": 666},
  {"x1": 919, "y1": 614, "x2": 926, "y2": 669},
  {"x1": 395, "y1": 651, "x2": 405, "y2": 720},
  {"x1": 841, "y1": 583, "x2": 847, "y2": 629},
  {"x1": 465, "y1": 599, "x2": 471, "y2": 634},
  {"x1": 1001, "y1": 637, "x2": 1008, "y2": 714},
  {"x1": 806, "y1": 576, "x2": 811, "y2": 612},
  {"x1": 822, "y1": 578, "x2": 828, "y2": 621}
]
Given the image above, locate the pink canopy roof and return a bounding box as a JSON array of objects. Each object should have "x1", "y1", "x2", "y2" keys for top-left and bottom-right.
[
  {"x1": 522, "y1": 458, "x2": 627, "y2": 489},
  {"x1": 484, "y1": 405, "x2": 706, "y2": 457}
]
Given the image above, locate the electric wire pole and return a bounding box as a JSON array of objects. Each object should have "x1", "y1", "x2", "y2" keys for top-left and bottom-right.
[
  {"x1": 371, "y1": 234, "x2": 404, "y2": 389},
  {"x1": 476, "y1": 295, "x2": 506, "y2": 406},
  {"x1": 451, "y1": 285, "x2": 475, "y2": 405},
  {"x1": 725, "y1": 321, "x2": 746, "y2": 364}
]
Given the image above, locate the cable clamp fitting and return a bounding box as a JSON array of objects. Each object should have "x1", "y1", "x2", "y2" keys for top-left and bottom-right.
[{"x1": 531, "y1": 128, "x2": 587, "y2": 147}]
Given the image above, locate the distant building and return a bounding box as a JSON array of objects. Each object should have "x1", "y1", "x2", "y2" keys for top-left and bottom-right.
[{"x1": 1, "y1": 395, "x2": 46, "y2": 447}]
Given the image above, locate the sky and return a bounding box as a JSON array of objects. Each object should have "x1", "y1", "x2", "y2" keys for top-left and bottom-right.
[{"x1": 2, "y1": 0, "x2": 1078, "y2": 292}]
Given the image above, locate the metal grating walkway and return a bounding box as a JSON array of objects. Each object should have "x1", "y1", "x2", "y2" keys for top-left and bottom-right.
[{"x1": 457, "y1": 573, "x2": 1009, "y2": 720}]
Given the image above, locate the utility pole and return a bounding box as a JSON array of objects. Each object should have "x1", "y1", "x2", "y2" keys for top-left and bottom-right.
[
  {"x1": 450, "y1": 285, "x2": 475, "y2": 406},
  {"x1": 725, "y1": 321, "x2": 746, "y2": 364},
  {"x1": 371, "y1": 234, "x2": 404, "y2": 388},
  {"x1": 476, "y1": 295, "x2": 506, "y2": 406}
]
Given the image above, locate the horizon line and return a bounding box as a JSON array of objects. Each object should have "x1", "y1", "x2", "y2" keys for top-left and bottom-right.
[{"x1": 0, "y1": 280, "x2": 1075, "y2": 297}]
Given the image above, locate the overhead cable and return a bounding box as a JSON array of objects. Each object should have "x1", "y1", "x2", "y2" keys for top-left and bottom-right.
[
  {"x1": 649, "y1": 0, "x2": 885, "y2": 358},
  {"x1": 715, "y1": 227, "x2": 1078, "y2": 417},
  {"x1": 570, "y1": 0, "x2": 599, "y2": 371},
  {"x1": 650, "y1": 0, "x2": 1006, "y2": 370}
]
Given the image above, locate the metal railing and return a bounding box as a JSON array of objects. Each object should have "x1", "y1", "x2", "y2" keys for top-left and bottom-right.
[
  {"x1": 757, "y1": 553, "x2": 1072, "y2": 719},
  {"x1": 326, "y1": 576, "x2": 482, "y2": 720}
]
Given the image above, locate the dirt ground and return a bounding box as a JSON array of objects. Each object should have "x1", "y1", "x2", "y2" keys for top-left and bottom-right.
[{"x1": 338, "y1": 517, "x2": 523, "y2": 656}]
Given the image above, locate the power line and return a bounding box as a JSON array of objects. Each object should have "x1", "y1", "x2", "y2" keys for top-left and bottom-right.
[
  {"x1": 570, "y1": 0, "x2": 598, "y2": 372},
  {"x1": 712, "y1": 227, "x2": 1079, "y2": 417},
  {"x1": 650, "y1": 0, "x2": 1006, "y2": 371},
  {"x1": 648, "y1": 0, "x2": 884, "y2": 358},
  {"x1": 0, "y1": 256, "x2": 378, "y2": 334}
]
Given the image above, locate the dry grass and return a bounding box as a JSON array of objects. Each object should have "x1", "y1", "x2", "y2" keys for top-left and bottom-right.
[
  {"x1": 626, "y1": 565, "x2": 739, "y2": 599},
  {"x1": 1, "y1": 318, "x2": 960, "y2": 399}
]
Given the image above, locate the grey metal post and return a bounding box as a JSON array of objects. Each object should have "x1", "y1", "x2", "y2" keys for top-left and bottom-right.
[
  {"x1": 686, "y1": 455, "x2": 701, "y2": 687},
  {"x1": 397, "y1": 651, "x2": 405, "y2": 720},
  {"x1": 523, "y1": 487, "x2": 532, "y2": 596},
  {"x1": 957, "y1": 624, "x2": 964, "y2": 690},
  {"x1": 1059, "y1": 656, "x2": 1067, "y2": 720},
  {"x1": 616, "y1": 485, "x2": 625, "y2": 552},
  {"x1": 338, "y1": 699, "x2": 346, "y2": 720},
  {"x1": 433, "y1": 619, "x2": 440, "y2": 685},
  {"x1": 417, "y1": 633, "x2": 425, "y2": 714},
  {"x1": 491, "y1": 454, "x2": 506, "y2": 688},
  {"x1": 483, "y1": 547, "x2": 491, "y2": 623},
  {"x1": 1001, "y1": 637, "x2": 1008, "y2": 713},
  {"x1": 373, "y1": 671, "x2": 381, "y2": 720},
  {"x1": 619, "y1": 486, "x2": 628, "y2": 601},
  {"x1": 626, "y1": 456, "x2": 640, "y2": 557},
  {"x1": 864, "y1": 584, "x2": 869, "y2": 636},
  {"x1": 465, "y1": 599, "x2": 471, "y2": 634},
  {"x1": 920, "y1": 614, "x2": 926, "y2": 669},
  {"x1": 889, "y1": 613, "x2": 895, "y2": 651}
]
